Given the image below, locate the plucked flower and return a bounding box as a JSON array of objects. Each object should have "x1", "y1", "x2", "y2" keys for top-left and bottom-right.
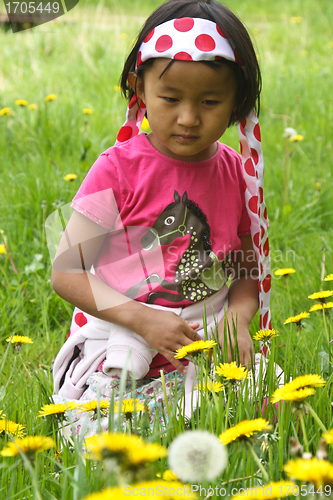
[
  {"x1": 324, "y1": 274, "x2": 333, "y2": 281},
  {"x1": 195, "y1": 380, "x2": 224, "y2": 393},
  {"x1": 78, "y1": 400, "x2": 110, "y2": 417},
  {"x1": 82, "y1": 481, "x2": 196, "y2": 500},
  {"x1": 38, "y1": 401, "x2": 79, "y2": 417},
  {"x1": 215, "y1": 361, "x2": 248, "y2": 381},
  {"x1": 253, "y1": 329, "x2": 279, "y2": 343},
  {"x1": 219, "y1": 419, "x2": 272, "y2": 445},
  {"x1": 63, "y1": 173, "x2": 77, "y2": 181},
  {"x1": 174, "y1": 340, "x2": 216, "y2": 359},
  {"x1": 0, "y1": 419, "x2": 25, "y2": 437},
  {"x1": 284, "y1": 458, "x2": 333, "y2": 488},
  {"x1": 168, "y1": 430, "x2": 228, "y2": 482},
  {"x1": 44, "y1": 94, "x2": 57, "y2": 102},
  {"x1": 6, "y1": 335, "x2": 33, "y2": 345},
  {"x1": 284, "y1": 312, "x2": 310, "y2": 325},
  {"x1": 271, "y1": 374, "x2": 325, "y2": 403},
  {"x1": 274, "y1": 268, "x2": 296, "y2": 276},
  {"x1": 309, "y1": 302, "x2": 333, "y2": 312},
  {"x1": 308, "y1": 291, "x2": 333, "y2": 302},
  {"x1": 0, "y1": 436, "x2": 56, "y2": 457},
  {"x1": 231, "y1": 481, "x2": 296, "y2": 500}
]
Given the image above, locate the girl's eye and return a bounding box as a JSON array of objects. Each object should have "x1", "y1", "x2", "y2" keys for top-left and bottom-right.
[
  {"x1": 203, "y1": 100, "x2": 219, "y2": 106},
  {"x1": 162, "y1": 97, "x2": 178, "y2": 103},
  {"x1": 164, "y1": 216, "x2": 175, "y2": 226}
]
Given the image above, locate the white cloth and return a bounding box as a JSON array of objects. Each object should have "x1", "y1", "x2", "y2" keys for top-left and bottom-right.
[{"x1": 53, "y1": 285, "x2": 229, "y2": 399}]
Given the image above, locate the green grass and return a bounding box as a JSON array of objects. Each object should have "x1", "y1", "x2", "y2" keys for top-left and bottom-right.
[{"x1": 0, "y1": 0, "x2": 333, "y2": 498}]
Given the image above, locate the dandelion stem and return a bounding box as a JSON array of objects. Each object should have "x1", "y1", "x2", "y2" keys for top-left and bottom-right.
[
  {"x1": 160, "y1": 369, "x2": 170, "y2": 419},
  {"x1": 305, "y1": 403, "x2": 328, "y2": 433},
  {"x1": 246, "y1": 442, "x2": 270, "y2": 483},
  {"x1": 298, "y1": 410, "x2": 309, "y2": 452}
]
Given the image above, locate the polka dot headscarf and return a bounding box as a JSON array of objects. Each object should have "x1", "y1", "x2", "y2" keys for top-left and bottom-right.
[{"x1": 116, "y1": 18, "x2": 272, "y2": 332}]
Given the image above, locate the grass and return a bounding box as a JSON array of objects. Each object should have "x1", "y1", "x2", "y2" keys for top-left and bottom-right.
[{"x1": 0, "y1": 0, "x2": 333, "y2": 497}]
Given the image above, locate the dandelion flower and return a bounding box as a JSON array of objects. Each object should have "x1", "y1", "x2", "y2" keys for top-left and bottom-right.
[
  {"x1": 85, "y1": 432, "x2": 142, "y2": 461},
  {"x1": 274, "y1": 268, "x2": 296, "y2": 276},
  {"x1": 290, "y1": 17, "x2": 303, "y2": 23},
  {"x1": 82, "y1": 481, "x2": 196, "y2": 500},
  {"x1": 162, "y1": 469, "x2": 178, "y2": 481},
  {"x1": 195, "y1": 381, "x2": 224, "y2": 393},
  {"x1": 78, "y1": 400, "x2": 110, "y2": 416},
  {"x1": 0, "y1": 419, "x2": 25, "y2": 437},
  {"x1": 253, "y1": 329, "x2": 279, "y2": 342},
  {"x1": 219, "y1": 418, "x2": 272, "y2": 445},
  {"x1": 284, "y1": 458, "x2": 333, "y2": 488},
  {"x1": 283, "y1": 127, "x2": 298, "y2": 139},
  {"x1": 324, "y1": 274, "x2": 333, "y2": 281},
  {"x1": 323, "y1": 429, "x2": 333, "y2": 445},
  {"x1": 63, "y1": 173, "x2": 77, "y2": 181},
  {"x1": 271, "y1": 374, "x2": 325, "y2": 403},
  {"x1": 309, "y1": 302, "x2": 333, "y2": 312},
  {"x1": 38, "y1": 401, "x2": 79, "y2": 417},
  {"x1": 284, "y1": 312, "x2": 310, "y2": 325},
  {"x1": 16, "y1": 99, "x2": 28, "y2": 106},
  {"x1": 128, "y1": 442, "x2": 167, "y2": 466},
  {"x1": 168, "y1": 430, "x2": 228, "y2": 482},
  {"x1": 0, "y1": 107, "x2": 11, "y2": 116},
  {"x1": 113, "y1": 85, "x2": 121, "y2": 92},
  {"x1": 1, "y1": 436, "x2": 55, "y2": 457},
  {"x1": 215, "y1": 361, "x2": 248, "y2": 381},
  {"x1": 6, "y1": 335, "x2": 33, "y2": 345},
  {"x1": 0, "y1": 244, "x2": 6, "y2": 254},
  {"x1": 289, "y1": 134, "x2": 304, "y2": 142},
  {"x1": 83, "y1": 108, "x2": 93, "y2": 114},
  {"x1": 28, "y1": 104, "x2": 37, "y2": 110},
  {"x1": 174, "y1": 340, "x2": 216, "y2": 359},
  {"x1": 141, "y1": 117, "x2": 150, "y2": 130},
  {"x1": 308, "y1": 291, "x2": 333, "y2": 301},
  {"x1": 44, "y1": 94, "x2": 57, "y2": 102},
  {"x1": 231, "y1": 481, "x2": 296, "y2": 500},
  {"x1": 114, "y1": 398, "x2": 145, "y2": 416}
]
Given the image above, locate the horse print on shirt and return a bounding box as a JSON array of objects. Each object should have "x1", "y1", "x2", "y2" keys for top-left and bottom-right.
[{"x1": 125, "y1": 190, "x2": 234, "y2": 304}]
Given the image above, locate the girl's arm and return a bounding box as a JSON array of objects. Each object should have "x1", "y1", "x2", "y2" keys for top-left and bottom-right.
[
  {"x1": 51, "y1": 210, "x2": 201, "y2": 373},
  {"x1": 218, "y1": 234, "x2": 259, "y2": 366}
]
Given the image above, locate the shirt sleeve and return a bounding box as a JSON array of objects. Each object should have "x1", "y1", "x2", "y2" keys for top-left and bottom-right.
[{"x1": 71, "y1": 152, "x2": 121, "y2": 230}]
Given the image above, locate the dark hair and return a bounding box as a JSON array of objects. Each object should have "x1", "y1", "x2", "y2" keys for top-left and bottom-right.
[{"x1": 120, "y1": 0, "x2": 261, "y2": 125}]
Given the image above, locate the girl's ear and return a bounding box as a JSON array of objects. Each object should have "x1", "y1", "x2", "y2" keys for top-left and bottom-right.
[{"x1": 127, "y1": 72, "x2": 145, "y2": 102}]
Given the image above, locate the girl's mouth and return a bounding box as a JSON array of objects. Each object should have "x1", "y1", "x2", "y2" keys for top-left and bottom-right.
[{"x1": 174, "y1": 135, "x2": 199, "y2": 143}]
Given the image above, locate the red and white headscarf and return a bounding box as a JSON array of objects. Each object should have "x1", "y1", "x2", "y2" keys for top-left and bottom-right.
[{"x1": 116, "y1": 17, "x2": 272, "y2": 333}]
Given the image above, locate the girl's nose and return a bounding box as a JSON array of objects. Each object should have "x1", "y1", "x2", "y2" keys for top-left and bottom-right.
[{"x1": 177, "y1": 104, "x2": 200, "y2": 128}]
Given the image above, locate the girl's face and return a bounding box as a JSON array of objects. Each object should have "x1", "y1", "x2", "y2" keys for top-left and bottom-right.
[{"x1": 129, "y1": 58, "x2": 237, "y2": 162}]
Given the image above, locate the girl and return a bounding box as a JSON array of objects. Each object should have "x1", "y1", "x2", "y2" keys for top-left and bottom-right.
[{"x1": 51, "y1": 0, "x2": 271, "y2": 432}]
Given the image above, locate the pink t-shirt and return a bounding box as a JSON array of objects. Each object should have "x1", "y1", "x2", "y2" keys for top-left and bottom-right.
[{"x1": 72, "y1": 134, "x2": 250, "y2": 308}]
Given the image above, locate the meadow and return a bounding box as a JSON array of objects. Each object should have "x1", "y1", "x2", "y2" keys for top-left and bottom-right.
[{"x1": 0, "y1": 0, "x2": 333, "y2": 497}]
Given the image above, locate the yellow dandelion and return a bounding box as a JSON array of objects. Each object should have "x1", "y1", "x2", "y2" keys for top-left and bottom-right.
[
  {"x1": 174, "y1": 340, "x2": 216, "y2": 359},
  {"x1": 113, "y1": 85, "x2": 121, "y2": 92},
  {"x1": 141, "y1": 117, "x2": 150, "y2": 130},
  {"x1": 323, "y1": 429, "x2": 333, "y2": 445},
  {"x1": 162, "y1": 469, "x2": 178, "y2": 481},
  {"x1": 324, "y1": 274, "x2": 333, "y2": 281},
  {"x1": 16, "y1": 99, "x2": 28, "y2": 106},
  {"x1": 63, "y1": 173, "x2": 77, "y2": 181},
  {"x1": 6, "y1": 335, "x2": 33, "y2": 345},
  {"x1": 28, "y1": 104, "x2": 37, "y2": 110},
  {"x1": 271, "y1": 374, "x2": 325, "y2": 403},
  {"x1": 284, "y1": 312, "x2": 310, "y2": 325},
  {"x1": 78, "y1": 400, "x2": 110, "y2": 416},
  {"x1": 284, "y1": 458, "x2": 333, "y2": 488},
  {"x1": 1, "y1": 436, "x2": 56, "y2": 457},
  {"x1": 114, "y1": 398, "x2": 145, "y2": 415},
  {"x1": 289, "y1": 134, "x2": 304, "y2": 142},
  {"x1": 0, "y1": 419, "x2": 25, "y2": 437},
  {"x1": 220, "y1": 419, "x2": 272, "y2": 445},
  {"x1": 274, "y1": 268, "x2": 296, "y2": 276},
  {"x1": 0, "y1": 244, "x2": 6, "y2": 254},
  {"x1": 309, "y1": 302, "x2": 333, "y2": 312},
  {"x1": 84, "y1": 432, "x2": 142, "y2": 461},
  {"x1": 290, "y1": 17, "x2": 303, "y2": 23},
  {"x1": 231, "y1": 481, "x2": 296, "y2": 500},
  {"x1": 308, "y1": 291, "x2": 333, "y2": 301},
  {"x1": 128, "y1": 442, "x2": 168, "y2": 466},
  {"x1": 195, "y1": 381, "x2": 224, "y2": 393},
  {"x1": 253, "y1": 329, "x2": 279, "y2": 342},
  {"x1": 215, "y1": 361, "x2": 248, "y2": 381},
  {"x1": 0, "y1": 107, "x2": 11, "y2": 116},
  {"x1": 83, "y1": 108, "x2": 93, "y2": 114},
  {"x1": 44, "y1": 94, "x2": 57, "y2": 102},
  {"x1": 82, "y1": 481, "x2": 196, "y2": 500},
  {"x1": 315, "y1": 182, "x2": 321, "y2": 191},
  {"x1": 38, "y1": 401, "x2": 79, "y2": 417}
]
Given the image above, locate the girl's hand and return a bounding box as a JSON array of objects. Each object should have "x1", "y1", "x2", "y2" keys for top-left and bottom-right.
[{"x1": 132, "y1": 307, "x2": 202, "y2": 373}]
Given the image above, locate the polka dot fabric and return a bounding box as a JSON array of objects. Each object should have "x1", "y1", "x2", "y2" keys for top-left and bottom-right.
[{"x1": 116, "y1": 17, "x2": 271, "y2": 336}]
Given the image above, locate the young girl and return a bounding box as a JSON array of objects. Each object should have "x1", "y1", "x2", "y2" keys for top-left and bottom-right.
[{"x1": 51, "y1": 0, "x2": 271, "y2": 433}]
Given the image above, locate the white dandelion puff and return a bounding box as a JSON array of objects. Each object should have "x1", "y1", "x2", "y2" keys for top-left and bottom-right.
[{"x1": 168, "y1": 430, "x2": 228, "y2": 482}]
